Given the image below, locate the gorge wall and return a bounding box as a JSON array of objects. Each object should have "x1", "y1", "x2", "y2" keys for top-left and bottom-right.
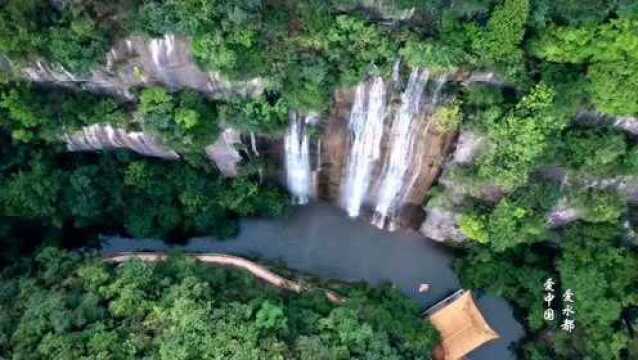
[
  {"x1": 19, "y1": 34, "x2": 509, "y2": 232},
  {"x1": 21, "y1": 35, "x2": 265, "y2": 101},
  {"x1": 282, "y1": 67, "x2": 457, "y2": 230}
]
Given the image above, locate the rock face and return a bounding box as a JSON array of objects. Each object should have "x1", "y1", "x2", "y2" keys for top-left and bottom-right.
[
  {"x1": 418, "y1": 129, "x2": 483, "y2": 243},
  {"x1": 22, "y1": 34, "x2": 265, "y2": 101},
  {"x1": 576, "y1": 111, "x2": 638, "y2": 136},
  {"x1": 335, "y1": 0, "x2": 416, "y2": 23},
  {"x1": 461, "y1": 71, "x2": 504, "y2": 87},
  {"x1": 205, "y1": 128, "x2": 243, "y2": 178},
  {"x1": 539, "y1": 167, "x2": 638, "y2": 204},
  {"x1": 420, "y1": 208, "x2": 467, "y2": 243},
  {"x1": 65, "y1": 124, "x2": 179, "y2": 160},
  {"x1": 452, "y1": 131, "x2": 486, "y2": 165},
  {"x1": 548, "y1": 205, "x2": 582, "y2": 228},
  {"x1": 298, "y1": 67, "x2": 457, "y2": 230},
  {"x1": 26, "y1": 34, "x2": 265, "y2": 177},
  {"x1": 612, "y1": 117, "x2": 638, "y2": 136},
  {"x1": 65, "y1": 124, "x2": 245, "y2": 177}
]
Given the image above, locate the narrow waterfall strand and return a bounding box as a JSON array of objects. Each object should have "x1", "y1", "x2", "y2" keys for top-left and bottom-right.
[
  {"x1": 285, "y1": 114, "x2": 314, "y2": 204},
  {"x1": 372, "y1": 69, "x2": 430, "y2": 228}
]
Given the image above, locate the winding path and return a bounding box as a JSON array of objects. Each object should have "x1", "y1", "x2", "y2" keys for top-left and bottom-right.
[{"x1": 103, "y1": 252, "x2": 345, "y2": 304}]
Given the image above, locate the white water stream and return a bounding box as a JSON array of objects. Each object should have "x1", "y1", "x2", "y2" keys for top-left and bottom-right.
[
  {"x1": 340, "y1": 77, "x2": 387, "y2": 217},
  {"x1": 285, "y1": 113, "x2": 315, "y2": 204},
  {"x1": 372, "y1": 69, "x2": 430, "y2": 228}
]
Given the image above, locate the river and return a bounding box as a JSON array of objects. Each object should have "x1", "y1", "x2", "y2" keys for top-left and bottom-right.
[{"x1": 102, "y1": 202, "x2": 524, "y2": 359}]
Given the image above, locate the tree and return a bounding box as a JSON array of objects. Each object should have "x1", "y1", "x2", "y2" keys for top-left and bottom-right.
[
  {"x1": 548, "y1": 0, "x2": 617, "y2": 26},
  {"x1": 476, "y1": 0, "x2": 530, "y2": 63},
  {"x1": 399, "y1": 38, "x2": 462, "y2": 74},
  {"x1": 459, "y1": 214, "x2": 489, "y2": 244},
  {"x1": 221, "y1": 94, "x2": 289, "y2": 134},
  {"x1": 554, "y1": 128, "x2": 629, "y2": 176},
  {"x1": 0, "y1": 82, "x2": 128, "y2": 143},
  {"x1": 0, "y1": 249, "x2": 441, "y2": 359},
  {"x1": 0, "y1": 156, "x2": 64, "y2": 222},
  {"x1": 138, "y1": 0, "x2": 265, "y2": 79},
  {"x1": 138, "y1": 88, "x2": 219, "y2": 154},
  {"x1": 433, "y1": 102, "x2": 462, "y2": 133},
  {"x1": 298, "y1": 15, "x2": 396, "y2": 86},
  {"x1": 530, "y1": 18, "x2": 638, "y2": 116},
  {"x1": 477, "y1": 84, "x2": 566, "y2": 190},
  {"x1": 0, "y1": 0, "x2": 124, "y2": 73},
  {"x1": 469, "y1": 0, "x2": 530, "y2": 80},
  {"x1": 457, "y1": 246, "x2": 551, "y2": 332},
  {"x1": 555, "y1": 223, "x2": 638, "y2": 358}
]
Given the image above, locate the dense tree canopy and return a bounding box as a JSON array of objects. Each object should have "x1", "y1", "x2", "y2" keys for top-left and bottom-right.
[
  {"x1": 1, "y1": 1, "x2": 638, "y2": 359},
  {"x1": 531, "y1": 17, "x2": 638, "y2": 116},
  {"x1": 476, "y1": 84, "x2": 568, "y2": 191},
  {"x1": 0, "y1": 248, "x2": 440, "y2": 359},
  {"x1": 138, "y1": 87, "x2": 219, "y2": 154},
  {"x1": 0, "y1": 139, "x2": 286, "y2": 242}
]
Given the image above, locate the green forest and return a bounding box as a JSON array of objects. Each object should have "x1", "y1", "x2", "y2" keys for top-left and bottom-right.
[
  {"x1": 0, "y1": 248, "x2": 439, "y2": 358},
  {"x1": 1, "y1": 0, "x2": 638, "y2": 359}
]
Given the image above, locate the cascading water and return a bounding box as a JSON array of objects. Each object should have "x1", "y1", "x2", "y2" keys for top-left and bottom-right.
[
  {"x1": 149, "y1": 34, "x2": 175, "y2": 69},
  {"x1": 285, "y1": 113, "x2": 315, "y2": 204},
  {"x1": 396, "y1": 74, "x2": 448, "y2": 218},
  {"x1": 340, "y1": 77, "x2": 387, "y2": 217},
  {"x1": 371, "y1": 69, "x2": 430, "y2": 228}
]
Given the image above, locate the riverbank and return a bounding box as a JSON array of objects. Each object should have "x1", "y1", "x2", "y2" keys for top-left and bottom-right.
[
  {"x1": 102, "y1": 202, "x2": 524, "y2": 360},
  {"x1": 104, "y1": 252, "x2": 345, "y2": 304}
]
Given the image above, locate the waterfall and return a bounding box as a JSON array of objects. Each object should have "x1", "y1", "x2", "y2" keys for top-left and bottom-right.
[
  {"x1": 149, "y1": 34, "x2": 176, "y2": 69},
  {"x1": 285, "y1": 113, "x2": 315, "y2": 204},
  {"x1": 340, "y1": 77, "x2": 387, "y2": 217},
  {"x1": 372, "y1": 69, "x2": 430, "y2": 228},
  {"x1": 395, "y1": 75, "x2": 448, "y2": 222}
]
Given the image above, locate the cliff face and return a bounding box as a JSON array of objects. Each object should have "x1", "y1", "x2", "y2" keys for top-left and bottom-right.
[
  {"x1": 22, "y1": 34, "x2": 265, "y2": 101},
  {"x1": 15, "y1": 31, "x2": 497, "y2": 230},
  {"x1": 290, "y1": 68, "x2": 458, "y2": 230},
  {"x1": 421, "y1": 121, "x2": 638, "y2": 243},
  {"x1": 65, "y1": 124, "x2": 179, "y2": 160},
  {"x1": 15, "y1": 34, "x2": 265, "y2": 176},
  {"x1": 577, "y1": 111, "x2": 638, "y2": 137},
  {"x1": 49, "y1": 41, "x2": 638, "y2": 238},
  {"x1": 335, "y1": 0, "x2": 416, "y2": 24},
  {"x1": 54, "y1": 61, "x2": 481, "y2": 232}
]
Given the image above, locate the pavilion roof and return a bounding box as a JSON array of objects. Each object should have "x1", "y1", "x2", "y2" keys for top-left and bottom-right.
[{"x1": 426, "y1": 290, "x2": 499, "y2": 360}]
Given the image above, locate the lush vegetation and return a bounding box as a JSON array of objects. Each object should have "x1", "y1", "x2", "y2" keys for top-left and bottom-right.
[
  {"x1": 0, "y1": 248, "x2": 440, "y2": 359},
  {"x1": 530, "y1": 17, "x2": 638, "y2": 116},
  {"x1": 0, "y1": 0, "x2": 130, "y2": 73},
  {"x1": 138, "y1": 87, "x2": 219, "y2": 154},
  {"x1": 457, "y1": 219, "x2": 638, "y2": 359},
  {"x1": 1, "y1": 0, "x2": 638, "y2": 359},
  {"x1": 1, "y1": 0, "x2": 635, "y2": 120},
  {"x1": 445, "y1": 76, "x2": 638, "y2": 359},
  {"x1": 0, "y1": 141, "x2": 286, "y2": 243},
  {"x1": 450, "y1": 66, "x2": 638, "y2": 360},
  {"x1": 0, "y1": 83, "x2": 129, "y2": 143}
]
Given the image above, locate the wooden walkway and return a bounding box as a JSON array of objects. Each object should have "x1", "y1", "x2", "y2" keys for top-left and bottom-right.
[{"x1": 104, "y1": 252, "x2": 345, "y2": 304}]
